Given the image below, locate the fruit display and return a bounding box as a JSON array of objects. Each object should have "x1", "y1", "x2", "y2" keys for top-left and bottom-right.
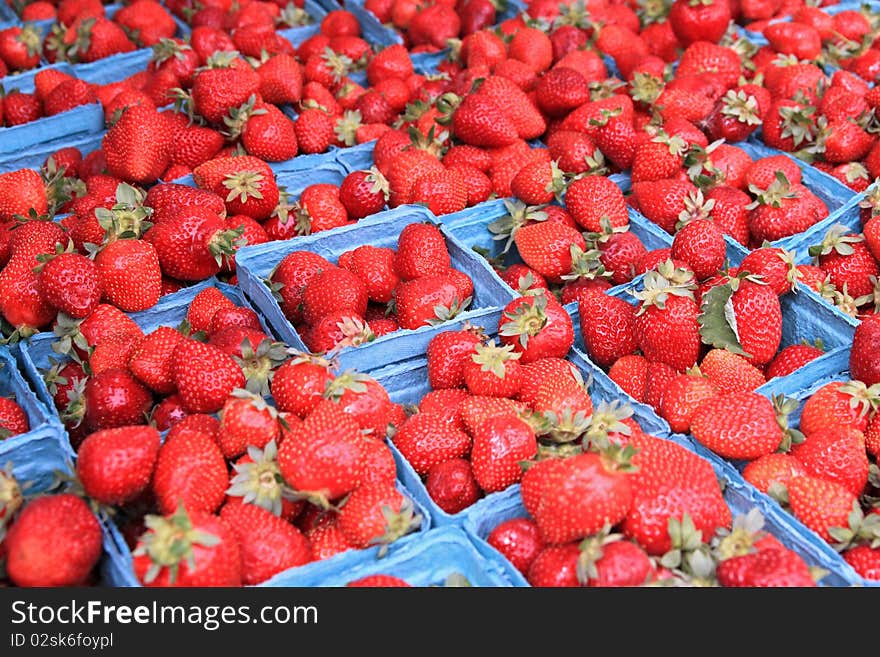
[{"x1": 2, "y1": 0, "x2": 880, "y2": 588}]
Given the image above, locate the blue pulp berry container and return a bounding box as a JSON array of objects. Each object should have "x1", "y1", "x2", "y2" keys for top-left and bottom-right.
[
  {"x1": 676, "y1": 347, "x2": 873, "y2": 586},
  {"x1": 334, "y1": 140, "x2": 377, "y2": 174},
  {"x1": 234, "y1": 204, "x2": 517, "y2": 372},
  {"x1": 0, "y1": 346, "x2": 72, "y2": 467},
  {"x1": 100, "y1": 479, "x2": 433, "y2": 587},
  {"x1": 17, "y1": 279, "x2": 267, "y2": 421},
  {"x1": 0, "y1": 131, "x2": 104, "y2": 174},
  {"x1": 366, "y1": 342, "x2": 669, "y2": 528},
  {"x1": 72, "y1": 48, "x2": 153, "y2": 86},
  {"x1": 462, "y1": 434, "x2": 856, "y2": 588},
  {"x1": 0, "y1": 59, "x2": 103, "y2": 158},
  {"x1": 262, "y1": 526, "x2": 518, "y2": 587}
]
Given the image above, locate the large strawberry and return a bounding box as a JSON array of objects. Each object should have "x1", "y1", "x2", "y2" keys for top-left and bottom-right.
[
  {"x1": 498, "y1": 291, "x2": 573, "y2": 364},
  {"x1": 77, "y1": 425, "x2": 161, "y2": 505},
  {"x1": 102, "y1": 105, "x2": 173, "y2": 184},
  {"x1": 172, "y1": 339, "x2": 246, "y2": 413},
  {"x1": 470, "y1": 416, "x2": 537, "y2": 493}
]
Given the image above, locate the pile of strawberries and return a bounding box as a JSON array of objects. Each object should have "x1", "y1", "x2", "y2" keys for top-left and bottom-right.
[{"x1": 3, "y1": 0, "x2": 880, "y2": 587}]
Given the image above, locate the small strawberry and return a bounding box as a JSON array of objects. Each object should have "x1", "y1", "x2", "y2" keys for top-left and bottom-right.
[
  {"x1": 172, "y1": 339, "x2": 246, "y2": 413},
  {"x1": 470, "y1": 416, "x2": 536, "y2": 493},
  {"x1": 487, "y1": 517, "x2": 545, "y2": 576},
  {"x1": 337, "y1": 483, "x2": 421, "y2": 550},
  {"x1": 425, "y1": 459, "x2": 481, "y2": 515}
]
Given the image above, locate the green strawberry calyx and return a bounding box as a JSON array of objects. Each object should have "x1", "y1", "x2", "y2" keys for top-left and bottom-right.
[
  {"x1": 469, "y1": 341, "x2": 521, "y2": 379},
  {"x1": 659, "y1": 513, "x2": 716, "y2": 586},
  {"x1": 428, "y1": 295, "x2": 472, "y2": 326},
  {"x1": 582, "y1": 399, "x2": 635, "y2": 451},
  {"x1": 697, "y1": 273, "x2": 765, "y2": 358},
  {"x1": 488, "y1": 199, "x2": 548, "y2": 255},
  {"x1": 499, "y1": 292, "x2": 549, "y2": 349},
  {"x1": 632, "y1": 265, "x2": 696, "y2": 314},
  {"x1": 720, "y1": 89, "x2": 762, "y2": 126},
  {"x1": 369, "y1": 498, "x2": 423, "y2": 558},
  {"x1": 827, "y1": 502, "x2": 880, "y2": 552},
  {"x1": 772, "y1": 394, "x2": 805, "y2": 453},
  {"x1": 234, "y1": 338, "x2": 290, "y2": 396},
  {"x1": 133, "y1": 504, "x2": 222, "y2": 585},
  {"x1": 561, "y1": 244, "x2": 611, "y2": 282},
  {"x1": 711, "y1": 508, "x2": 769, "y2": 561},
  {"x1": 576, "y1": 525, "x2": 622, "y2": 585},
  {"x1": 808, "y1": 223, "x2": 864, "y2": 258},
  {"x1": 676, "y1": 189, "x2": 716, "y2": 229},
  {"x1": 334, "y1": 109, "x2": 363, "y2": 147},
  {"x1": 324, "y1": 370, "x2": 371, "y2": 401},
  {"x1": 225, "y1": 441, "x2": 295, "y2": 518}
]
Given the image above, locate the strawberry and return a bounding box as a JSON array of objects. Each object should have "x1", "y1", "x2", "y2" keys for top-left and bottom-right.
[
  {"x1": 395, "y1": 274, "x2": 471, "y2": 330},
  {"x1": 102, "y1": 104, "x2": 172, "y2": 184},
  {"x1": 410, "y1": 169, "x2": 468, "y2": 216},
  {"x1": 94, "y1": 239, "x2": 162, "y2": 312},
  {"x1": 476, "y1": 76, "x2": 546, "y2": 140},
  {"x1": 127, "y1": 327, "x2": 185, "y2": 397},
  {"x1": 0, "y1": 169, "x2": 49, "y2": 222},
  {"x1": 5, "y1": 493, "x2": 102, "y2": 587},
  {"x1": 339, "y1": 168, "x2": 389, "y2": 220},
  {"x1": 0, "y1": 398, "x2": 29, "y2": 438},
  {"x1": 338, "y1": 483, "x2": 421, "y2": 550},
  {"x1": 791, "y1": 427, "x2": 869, "y2": 497},
  {"x1": 578, "y1": 535, "x2": 655, "y2": 587},
  {"x1": 717, "y1": 547, "x2": 816, "y2": 587},
  {"x1": 0, "y1": 26, "x2": 42, "y2": 72},
  {"x1": 765, "y1": 343, "x2": 824, "y2": 380},
  {"x1": 487, "y1": 517, "x2": 545, "y2": 576},
  {"x1": 851, "y1": 315, "x2": 880, "y2": 386},
  {"x1": 2, "y1": 91, "x2": 41, "y2": 126},
  {"x1": 395, "y1": 222, "x2": 451, "y2": 280},
  {"x1": 43, "y1": 78, "x2": 97, "y2": 116},
  {"x1": 219, "y1": 502, "x2": 310, "y2": 585},
  {"x1": 799, "y1": 381, "x2": 877, "y2": 437},
  {"x1": 339, "y1": 245, "x2": 398, "y2": 304},
  {"x1": 190, "y1": 55, "x2": 260, "y2": 125},
  {"x1": 742, "y1": 453, "x2": 806, "y2": 495},
  {"x1": 535, "y1": 67, "x2": 591, "y2": 117},
  {"x1": 386, "y1": 149, "x2": 446, "y2": 207},
  {"x1": 738, "y1": 247, "x2": 799, "y2": 296},
  {"x1": 498, "y1": 292, "x2": 573, "y2": 364},
  {"x1": 152, "y1": 423, "x2": 229, "y2": 515},
  {"x1": 425, "y1": 459, "x2": 481, "y2": 515},
  {"x1": 186, "y1": 287, "x2": 235, "y2": 333},
  {"x1": 671, "y1": 218, "x2": 725, "y2": 282},
  {"x1": 578, "y1": 293, "x2": 638, "y2": 367},
  {"x1": 659, "y1": 374, "x2": 719, "y2": 434},
  {"x1": 690, "y1": 392, "x2": 783, "y2": 460},
  {"x1": 631, "y1": 132, "x2": 688, "y2": 184},
  {"x1": 843, "y1": 546, "x2": 880, "y2": 581},
  {"x1": 633, "y1": 268, "x2": 701, "y2": 372},
  {"x1": 809, "y1": 225, "x2": 878, "y2": 301},
  {"x1": 451, "y1": 93, "x2": 519, "y2": 148},
  {"x1": 36, "y1": 250, "x2": 102, "y2": 319},
  {"x1": 77, "y1": 425, "x2": 161, "y2": 505},
  {"x1": 426, "y1": 327, "x2": 484, "y2": 389},
  {"x1": 294, "y1": 107, "x2": 337, "y2": 154},
  {"x1": 193, "y1": 156, "x2": 279, "y2": 221},
  {"x1": 218, "y1": 391, "x2": 281, "y2": 460},
  {"x1": 301, "y1": 267, "x2": 368, "y2": 326},
  {"x1": 145, "y1": 207, "x2": 242, "y2": 281},
  {"x1": 462, "y1": 341, "x2": 523, "y2": 398},
  {"x1": 271, "y1": 355, "x2": 335, "y2": 419},
  {"x1": 527, "y1": 543, "x2": 580, "y2": 587},
  {"x1": 257, "y1": 53, "x2": 303, "y2": 105},
  {"x1": 699, "y1": 349, "x2": 766, "y2": 394},
  {"x1": 529, "y1": 448, "x2": 635, "y2": 544},
  {"x1": 513, "y1": 221, "x2": 588, "y2": 284},
  {"x1": 172, "y1": 339, "x2": 246, "y2": 413},
  {"x1": 786, "y1": 475, "x2": 858, "y2": 544},
  {"x1": 270, "y1": 251, "x2": 332, "y2": 325},
  {"x1": 277, "y1": 400, "x2": 364, "y2": 503},
  {"x1": 239, "y1": 101, "x2": 299, "y2": 162},
  {"x1": 394, "y1": 409, "x2": 470, "y2": 477},
  {"x1": 631, "y1": 178, "x2": 697, "y2": 233},
  {"x1": 470, "y1": 416, "x2": 536, "y2": 493},
  {"x1": 565, "y1": 175, "x2": 629, "y2": 233},
  {"x1": 226, "y1": 441, "x2": 300, "y2": 520},
  {"x1": 324, "y1": 371, "x2": 393, "y2": 437},
  {"x1": 609, "y1": 355, "x2": 649, "y2": 402},
  {"x1": 77, "y1": 368, "x2": 151, "y2": 432},
  {"x1": 133, "y1": 506, "x2": 241, "y2": 586}
]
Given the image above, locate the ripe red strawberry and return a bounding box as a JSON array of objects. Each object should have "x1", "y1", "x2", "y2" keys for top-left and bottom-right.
[
  {"x1": 394, "y1": 409, "x2": 472, "y2": 475},
  {"x1": 337, "y1": 483, "x2": 420, "y2": 550},
  {"x1": 193, "y1": 156, "x2": 279, "y2": 221},
  {"x1": 0, "y1": 169, "x2": 49, "y2": 222},
  {"x1": 565, "y1": 175, "x2": 629, "y2": 233},
  {"x1": 145, "y1": 207, "x2": 242, "y2": 281},
  {"x1": 78, "y1": 368, "x2": 151, "y2": 432},
  {"x1": 172, "y1": 339, "x2": 245, "y2": 413},
  {"x1": 102, "y1": 104, "x2": 172, "y2": 184},
  {"x1": 765, "y1": 343, "x2": 824, "y2": 380},
  {"x1": 94, "y1": 239, "x2": 162, "y2": 312},
  {"x1": 339, "y1": 168, "x2": 389, "y2": 220},
  {"x1": 529, "y1": 449, "x2": 634, "y2": 544},
  {"x1": 0, "y1": 25, "x2": 42, "y2": 71},
  {"x1": 425, "y1": 459, "x2": 480, "y2": 515},
  {"x1": 451, "y1": 93, "x2": 518, "y2": 148},
  {"x1": 43, "y1": 78, "x2": 97, "y2": 116},
  {"x1": 487, "y1": 517, "x2": 545, "y2": 576},
  {"x1": 577, "y1": 291, "x2": 637, "y2": 368},
  {"x1": 786, "y1": 475, "x2": 858, "y2": 544},
  {"x1": 631, "y1": 178, "x2": 697, "y2": 233},
  {"x1": 2, "y1": 91, "x2": 41, "y2": 126},
  {"x1": 843, "y1": 546, "x2": 880, "y2": 581},
  {"x1": 301, "y1": 267, "x2": 368, "y2": 326},
  {"x1": 513, "y1": 221, "x2": 587, "y2": 284},
  {"x1": 0, "y1": 397, "x2": 29, "y2": 438},
  {"x1": 608, "y1": 355, "x2": 649, "y2": 402},
  {"x1": 809, "y1": 225, "x2": 878, "y2": 301},
  {"x1": 799, "y1": 381, "x2": 876, "y2": 437},
  {"x1": 700, "y1": 349, "x2": 766, "y2": 394},
  {"x1": 5, "y1": 493, "x2": 102, "y2": 587},
  {"x1": 498, "y1": 292, "x2": 573, "y2": 364},
  {"x1": 152, "y1": 423, "x2": 229, "y2": 515},
  {"x1": 851, "y1": 315, "x2": 880, "y2": 386},
  {"x1": 462, "y1": 342, "x2": 523, "y2": 398},
  {"x1": 225, "y1": 441, "x2": 301, "y2": 520},
  {"x1": 690, "y1": 392, "x2": 783, "y2": 460},
  {"x1": 791, "y1": 427, "x2": 869, "y2": 497},
  {"x1": 219, "y1": 502, "x2": 310, "y2": 585},
  {"x1": 133, "y1": 506, "x2": 241, "y2": 586},
  {"x1": 470, "y1": 416, "x2": 536, "y2": 493},
  {"x1": 77, "y1": 425, "x2": 161, "y2": 505},
  {"x1": 217, "y1": 392, "x2": 281, "y2": 460},
  {"x1": 578, "y1": 535, "x2": 655, "y2": 587},
  {"x1": 535, "y1": 67, "x2": 590, "y2": 117},
  {"x1": 671, "y1": 218, "x2": 725, "y2": 281},
  {"x1": 294, "y1": 107, "x2": 337, "y2": 155},
  {"x1": 717, "y1": 547, "x2": 816, "y2": 587},
  {"x1": 191, "y1": 57, "x2": 260, "y2": 125},
  {"x1": 271, "y1": 356, "x2": 334, "y2": 419},
  {"x1": 36, "y1": 251, "x2": 102, "y2": 319},
  {"x1": 742, "y1": 452, "x2": 807, "y2": 495},
  {"x1": 395, "y1": 274, "x2": 471, "y2": 330},
  {"x1": 277, "y1": 400, "x2": 365, "y2": 502},
  {"x1": 426, "y1": 327, "x2": 483, "y2": 389},
  {"x1": 659, "y1": 374, "x2": 719, "y2": 434},
  {"x1": 633, "y1": 269, "x2": 701, "y2": 372},
  {"x1": 270, "y1": 251, "x2": 332, "y2": 325},
  {"x1": 395, "y1": 222, "x2": 451, "y2": 280},
  {"x1": 527, "y1": 543, "x2": 580, "y2": 587},
  {"x1": 410, "y1": 169, "x2": 468, "y2": 216},
  {"x1": 239, "y1": 102, "x2": 298, "y2": 162}
]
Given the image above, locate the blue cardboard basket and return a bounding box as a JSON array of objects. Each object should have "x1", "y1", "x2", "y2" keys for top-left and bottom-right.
[
  {"x1": 676, "y1": 348, "x2": 874, "y2": 586},
  {"x1": 100, "y1": 479, "x2": 433, "y2": 587},
  {"x1": 72, "y1": 48, "x2": 153, "y2": 86},
  {"x1": 367, "y1": 342, "x2": 669, "y2": 528},
  {"x1": 0, "y1": 346, "x2": 71, "y2": 465},
  {"x1": 234, "y1": 204, "x2": 517, "y2": 372},
  {"x1": 0, "y1": 131, "x2": 104, "y2": 174},
  {"x1": 17, "y1": 279, "x2": 266, "y2": 418},
  {"x1": 334, "y1": 140, "x2": 376, "y2": 174}
]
